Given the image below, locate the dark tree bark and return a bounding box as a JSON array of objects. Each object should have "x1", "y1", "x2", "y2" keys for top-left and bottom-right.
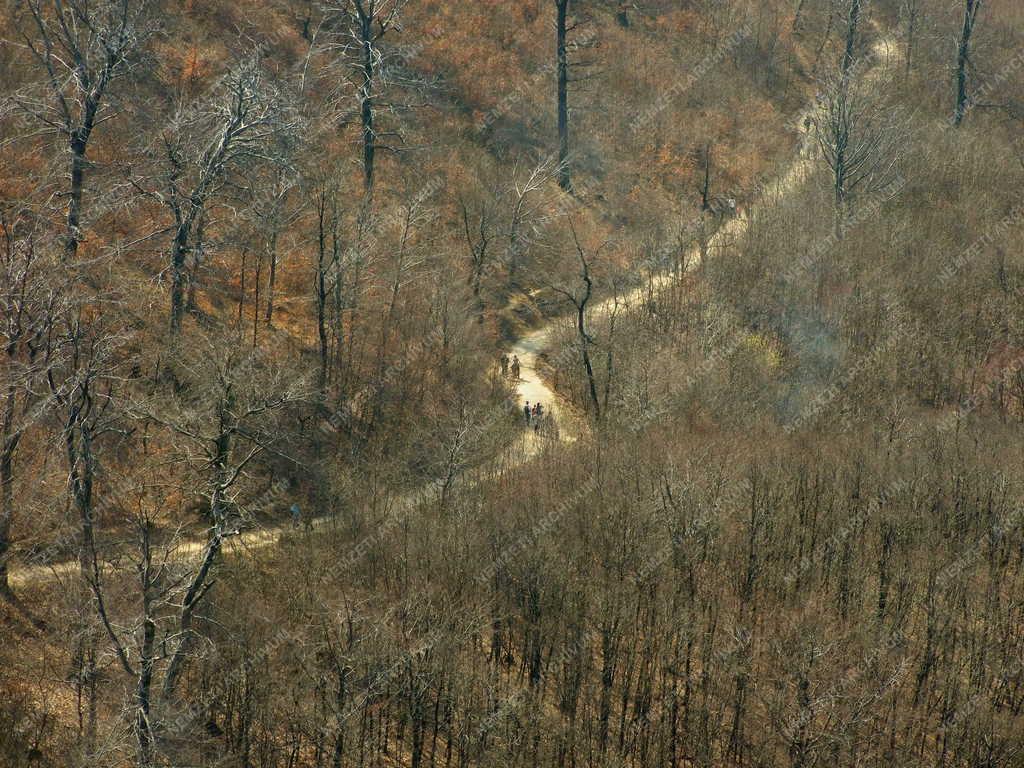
[
  {"x1": 459, "y1": 196, "x2": 492, "y2": 317},
  {"x1": 576, "y1": 261, "x2": 600, "y2": 420},
  {"x1": 841, "y1": 0, "x2": 862, "y2": 85},
  {"x1": 556, "y1": 0, "x2": 572, "y2": 191},
  {"x1": 254, "y1": 171, "x2": 298, "y2": 327},
  {"x1": 553, "y1": 223, "x2": 602, "y2": 419},
  {"x1": 161, "y1": 433, "x2": 229, "y2": 698},
  {"x1": 339, "y1": 1, "x2": 405, "y2": 192},
  {"x1": 264, "y1": 230, "x2": 279, "y2": 324},
  {"x1": 793, "y1": 0, "x2": 808, "y2": 31},
  {"x1": 358, "y1": 8, "x2": 376, "y2": 191},
  {"x1": 238, "y1": 247, "x2": 248, "y2": 327},
  {"x1": 315, "y1": 185, "x2": 332, "y2": 391},
  {"x1": 953, "y1": 0, "x2": 982, "y2": 126},
  {"x1": 0, "y1": 438, "x2": 18, "y2": 598},
  {"x1": 134, "y1": 518, "x2": 157, "y2": 768},
  {"x1": 169, "y1": 216, "x2": 191, "y2": 335}
]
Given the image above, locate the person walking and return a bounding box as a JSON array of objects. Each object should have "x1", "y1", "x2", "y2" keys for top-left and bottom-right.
[
  {"x1": 500, "y1": 353, "x2": 509, "y2": 377},
  {"x1": 510, "y1": 355, "x2": 521, "y2": 380},
  {"x1": 523, "y1": 401, "x2": 531, "y2": 425}
]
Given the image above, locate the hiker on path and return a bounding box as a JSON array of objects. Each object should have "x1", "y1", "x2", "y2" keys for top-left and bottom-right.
[
  {"x1": 523, "y1": 401, "x2": 531, "y2": 425},
  {"x1": 510, "y1": 355, "x2": 521, "y2": 380},
  {"x1": 533, "y1": 402, "x2": 544, "y2": 432},
  {"x1": 289, "y1": 503, "x2": 302, "y2": 529},
  {"x1": 500, "y1": 353, "x2": 509, "y2": 377}
]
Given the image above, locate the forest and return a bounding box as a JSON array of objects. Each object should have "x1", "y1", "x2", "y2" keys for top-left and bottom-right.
[{"x1": 1, "y1": 0, "x2": 1024, "y2": 766}]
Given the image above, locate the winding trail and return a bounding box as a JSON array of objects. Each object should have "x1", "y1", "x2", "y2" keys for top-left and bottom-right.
[
  {"x1": 7, "y1": 36, "x2": 899, "y2": 591},
  {"x1": 509, "y1": 34, "x2": 899, "y2": 437}
]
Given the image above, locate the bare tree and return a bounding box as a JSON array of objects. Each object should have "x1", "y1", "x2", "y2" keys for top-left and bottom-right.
[
  {"x1": 813, "y1": 69, "x2": 903, "y2": 236},
  {"x1": 505, "y1": 157, "x2": 556, "y2": 287},
  {"x1": 553, "y1": 0, "x2": 597, "y2": 191},
  {"x1": 459, "y1": 194, "x2": 494, "y2": 316},
  {"x1": 551, "y1": 222, "x2": 604, "y2": 419},
  {"x1": 0, "y1": 210, "x2": 63, "y2": 600},
  {"x1": 556, "y1": 0, "x2": 573, "y2": 191},
  {"x1": 69, "y1": 479, "x2": 171, "y2": 768},
  {"x1": 697, "y1": 143, "x2": 737, "y2": 267},
  {"x1": 13, "y1": 0, "x2": 150, "y2": 261},
  {"x1": 953, "y1": 0, "x2": 983, "y2": 126},
  {"x1": 45, "y1": 315, "x2": 128, "y2": 753},
  {"x1": 325, "y1": 0, "x2": 408, "y2": 192},
  {"x1": 458, "y1": 157, "x2": 557, "y2": 305},
  {"x1": 131, "y1": 56, "x2": 287, "y2": 335},
  {"x1": 363, "y1": 202, "x2": 428, "y2": 440},
  {"x1": 128, "y1": 504, "x2": 161, "y2": 768},
  {"x1": 128, "y1": 331, "x2": 307, "y2": 698},
  {"x1": 313, "y1": 177, "x2": 341, "y2": 391},
  {"x1": 250, "y1": 167, "x2": 301, "y2": 326}
]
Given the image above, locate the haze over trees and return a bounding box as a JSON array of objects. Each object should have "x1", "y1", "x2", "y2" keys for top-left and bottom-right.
[{"x1": 1, "y1": 1, "x2": 1023, "y2": 767}]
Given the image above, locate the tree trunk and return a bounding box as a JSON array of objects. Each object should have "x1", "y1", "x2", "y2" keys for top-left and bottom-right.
[
  {"x1": 163, "y1": 431, "x2": 231, "y2": 698},
  {"x1": 360, "y1": 15, "x2": 376, "y2": 191},
  {"x1": 65, "y1": 96, "x2": 99, "y2": 261},
  {"x1": 265, "y1": 232, "x2": 278, "y2": 325},
  {"x1": 953, "y1": 0, "x2": 980, "y2": 126},
  {"x1": 67, "y1": 134, "x2": 87, "y2": 261},
  {"x1": 699, "y1": 144, "x2": 713, "y2": 267},
  {"x1": 841, "y1": 0, "x2": 862, "y2": 84},
  {"x1": 316, "y1": 193, "x2": 330, "y2": 391},
  {"x1": 556, "y1": 0, "x2": 571, "y2": 191},
  {"x1": 904, "y1": 1, "x2": 918, "y2": 78},
  {"x1": 169, "y1": 223, "x2": 190, "y2": 334},
  {"x1": 162, "y1": 530, "x2": 222, "y2": 698},
  {"x1": 253, "y1": 254, "x2": 262, "y2": 348},
  {"x1": 0, "y1": 434, "x2": 19, "y2": 597},
  {"x1": 186, "y1": 211, "x2": 206, "y2": 316},
  {"x1": 136, "y1": 537, "x2": 157, "y2": 768},
  {"x1": 238, "y1": 248, "x2": 248, "y2": 327},
  {"x1": 578, "y1": 302, "x2": 600, "y2": 419},
  {"x1": 793, "y1": 0, "x2": 807, "y2": 31}
]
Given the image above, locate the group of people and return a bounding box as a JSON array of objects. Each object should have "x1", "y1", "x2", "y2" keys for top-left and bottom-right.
[
  {"x1": 523, "y1": 399, "x2": 556, "y2": 436},
  {"x1": 500, "y1": 352, "x2": 558, "y2": 437},
  {"x1": 523, "y1": 400, "x2": 544, "y2": 426},
  {"x1": 499, "y1": 353, "x2": 520, "y2": 380}
]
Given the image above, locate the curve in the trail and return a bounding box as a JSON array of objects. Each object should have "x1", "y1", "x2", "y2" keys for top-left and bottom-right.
[
  {"x1": 504, "y1": 34, "x2": 900, "y2": 433},
  {"x1": 8, "y1": 36, "x2": 899, "y2": 590}
]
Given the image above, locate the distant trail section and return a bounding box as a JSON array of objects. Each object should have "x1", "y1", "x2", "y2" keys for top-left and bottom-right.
[{"x1": 8, "y1": 36, "x2": 899, "y2": 590}]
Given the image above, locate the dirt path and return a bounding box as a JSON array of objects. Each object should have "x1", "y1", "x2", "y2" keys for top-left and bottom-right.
[
  {"x1": 506, "y1": 33, "x2": 899, "y2": 421},
  {"x1": 8, "y1": 37, "x2": 899, "y2": 591}
]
